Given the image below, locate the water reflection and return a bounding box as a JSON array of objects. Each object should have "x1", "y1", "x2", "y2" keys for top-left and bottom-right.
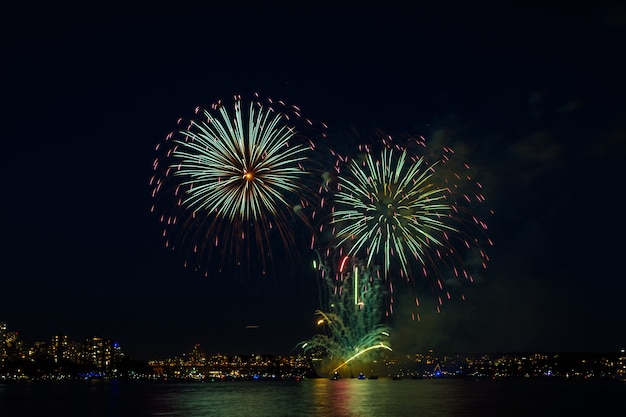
[{"x1": 1, "y1": 377, "x2": 624, "y2": 417}]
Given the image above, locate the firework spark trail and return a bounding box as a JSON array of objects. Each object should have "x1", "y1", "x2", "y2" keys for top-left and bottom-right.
[
  {"x1": 331, "y1": 343, "x2": 393, "y2": 375},
  {"x1": 150, "y1": 93, "x2": 328, "y2": 277},
  {"x1": 325, "y1": 131, "x2": 493, "y2": 318}
]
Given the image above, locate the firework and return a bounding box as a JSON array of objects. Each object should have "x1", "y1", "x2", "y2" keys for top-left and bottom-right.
[
  {"x1": 299, "y1": 254, "x2": 391, "y2": 377},
  {"x1": 150, "y1": 93, "x2": 327, "y2": 277},
  {"x1": 324, "y1": 131, "x2": 492, "y2": 319}
]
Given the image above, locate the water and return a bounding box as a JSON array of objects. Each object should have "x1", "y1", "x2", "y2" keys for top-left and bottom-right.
[{"x1": 1, "y1": 377, "x2": 624, "y2": 417}]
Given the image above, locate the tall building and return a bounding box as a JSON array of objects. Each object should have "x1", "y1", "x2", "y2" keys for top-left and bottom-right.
[
  {"x1": 81, "y1": 336, "x2": 124, "y2": 374},
  {"x1": 3, "y1": 329, "x2": 22, "y2": 361},
  {"x1": 49, "y1": 333, "x2": 70, "y2": 364},
  {"x1": 190, "y1": 344, "x2": 207, "y2": 366},
  {"x1": 0, "y1": 322, "x2": 6, "y2": 369},
  {"x1": 617, "y1": 348, "x2": 626, "y2": 380},
  {"x1": 83, "y1": 336, "x2": 105, "y2": 370}
]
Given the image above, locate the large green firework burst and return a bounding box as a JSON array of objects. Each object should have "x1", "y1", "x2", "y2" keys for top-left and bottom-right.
[{"x1": 150, "y1": 94, "x2": 327, "y2": 277}]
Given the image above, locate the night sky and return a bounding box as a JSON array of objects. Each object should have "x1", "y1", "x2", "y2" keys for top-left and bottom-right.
[{"x1": 2, "y1": 2, "x2": 625, "y2": 360}]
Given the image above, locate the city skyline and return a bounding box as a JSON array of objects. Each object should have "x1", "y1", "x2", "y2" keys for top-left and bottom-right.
[
  {"x1": 2, "y1": 319, "x2": 625, "y2": 365},
  {"x1": 2, "y1": 3, "x2": 625, "y2": 360}
]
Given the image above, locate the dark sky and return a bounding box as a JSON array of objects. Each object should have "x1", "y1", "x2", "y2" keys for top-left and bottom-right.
[{"x1": 2, "y1": 2, "x2": 625, "y2": 360}]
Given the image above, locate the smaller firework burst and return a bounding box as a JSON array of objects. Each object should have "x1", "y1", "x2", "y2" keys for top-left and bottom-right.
[
  {"x1": 323, "y1": 131, "x2": 493, "y2": 319},
  {"x1": 299, "y1": 254, "x2": 391, "y2": 377}
]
